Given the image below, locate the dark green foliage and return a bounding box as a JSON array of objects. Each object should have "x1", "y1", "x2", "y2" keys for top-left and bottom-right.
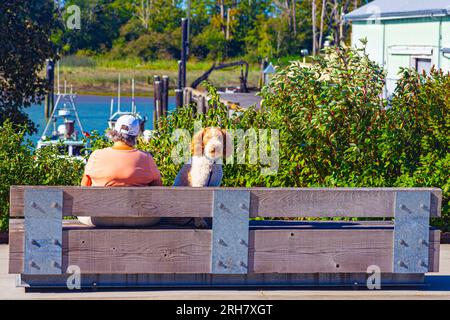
[
  {"x1": 137, "y1": 44, "x2": 449, "y2": 227},
  {"x1": 0, "y1": 121, "x2": 84, "y2": 231},
  {"x1": 60, "y1": 1, "x2": 370, "y2": 63},
  {"x1": 387, "y1": 68, "x2": 450, "y2": 230},
  {"x1": 62, "y1": 0, "x2": 134, "y2": 53},
  {"x1": 0, "y1": 0, "x2": 61, "y2": 133}
]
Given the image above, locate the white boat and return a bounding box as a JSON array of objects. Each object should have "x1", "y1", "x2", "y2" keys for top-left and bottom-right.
[
  {"x1": 37, "y1": 73, "x2": 89, "y2": 161},
  {"x1": 108, "y1": 75, "x2": 147, "y2": 133}
]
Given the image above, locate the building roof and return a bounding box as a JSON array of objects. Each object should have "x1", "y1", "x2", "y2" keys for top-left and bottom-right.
[
  {"x1": 263, "y1": 63, "x2": 276, "y2": 74},
  {"x1": 345, "y1": 0, "x2": 450, "y2": 21}
]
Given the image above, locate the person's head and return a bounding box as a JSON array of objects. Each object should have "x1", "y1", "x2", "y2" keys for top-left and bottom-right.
[{"x1": 107, "y1": 115, "x2": 140, "y2": 147}]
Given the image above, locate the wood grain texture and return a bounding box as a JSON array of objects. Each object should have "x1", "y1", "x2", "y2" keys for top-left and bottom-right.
[
  {"x1": 9, "y1": 222, "x2": 211, "y2": 274},
  {"x1": 10, "y1": 186, "x2": 442, "y2": 218},
  {"x1": 18, "y1": 273, "x2": 425, "y2": 288},
  {"x1": 9, "y1": 220, "x2": 440, "y2": 274},
  {"x1": 249, "y1": 229, "x2": 440, "y2": 273}
]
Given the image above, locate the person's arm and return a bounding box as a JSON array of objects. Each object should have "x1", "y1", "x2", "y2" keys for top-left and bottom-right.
[
  {"x1": 81, "y1": 151, "x2": 96, "y2": 187},
  {"x1": 148, "y1": 177, "x2": 162, "y2": 186},
  {"x1": 147, "y1": 153, "x2": 163, "y2": 186},
  {"x1": 81, "y1": 174, "x2": 92, "y2": 186}
]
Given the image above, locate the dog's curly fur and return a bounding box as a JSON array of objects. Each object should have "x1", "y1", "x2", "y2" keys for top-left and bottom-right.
[{"x1": 173, "y1": 128, "x2": 232, "y2": 228}]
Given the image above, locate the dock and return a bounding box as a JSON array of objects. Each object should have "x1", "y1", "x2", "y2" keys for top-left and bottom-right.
[
  {"x1": 183, "y1": 87, "x2": 262, "y2": 111},
  {"x1": 217, "y1": 91, "x2": 262, "y2": 109}
]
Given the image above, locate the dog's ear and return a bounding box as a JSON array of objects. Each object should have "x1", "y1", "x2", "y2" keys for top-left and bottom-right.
[
  {"x1": 191, "y1": 128, "x2": 205, "y2": 157},
  {"x1": 221, "y1": 129, "x2": 233, "y2": 159}
]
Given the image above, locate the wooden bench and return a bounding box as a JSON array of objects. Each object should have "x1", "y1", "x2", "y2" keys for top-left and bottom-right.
[{"x1": 8, "y1": 186, "x2": 442, "y2": 289}]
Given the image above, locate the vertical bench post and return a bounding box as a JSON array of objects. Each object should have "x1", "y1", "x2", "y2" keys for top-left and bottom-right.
[
  {"x1": 24, "y1": 190, "x2": 63, "y2": 275},
  {"x1": 211, "y1": 190, "x2": 250, "y2": 274},
  {"x1": 393, "y1": 191, "x2": 431, "y2": 274}
]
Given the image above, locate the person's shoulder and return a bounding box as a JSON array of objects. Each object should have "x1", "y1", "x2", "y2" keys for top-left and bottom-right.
[
  {"x1": 91, "y1": 147, "x2": 110, "y2": 155},
  {"x1": 137, "y1": 149, "x2": 155, "y2": 159},
  {"x1": 89, "y1": 147, "x2": 113, "y2": 159}
]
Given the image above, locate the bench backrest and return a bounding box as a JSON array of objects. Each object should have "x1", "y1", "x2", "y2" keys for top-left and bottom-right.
[{"x1": 10, "y1": 186, "x2": 442, "y2": 218}]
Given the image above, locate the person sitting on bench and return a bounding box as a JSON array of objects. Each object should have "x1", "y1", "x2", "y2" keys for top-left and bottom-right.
[{"x1": 78, "y1": 115, "x2": 162, "y2": 227}]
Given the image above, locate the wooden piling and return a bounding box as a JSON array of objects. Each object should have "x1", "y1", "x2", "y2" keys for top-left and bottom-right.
[
  {"x1": 197, "y1": 96, "x2": 206, "y2": 114},
  {"x1": 175, "y1": 89, "x2": 183, "y2": 109},
  {"x1": 153, "y1": 77, "x2": 162, "y2": 129},
  {"x1": 177, "y1": 60, "x2": 183, "y2": 90},
  {"x1": 183, "y1": 87, "x2": 192, "y2": 108},
  {"x1": 162, "y1": 76, "x2": 169, "y2": 117}
]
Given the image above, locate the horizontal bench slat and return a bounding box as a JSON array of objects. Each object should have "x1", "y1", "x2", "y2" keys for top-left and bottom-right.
[
  {"x1": 10, "y1": 186, "x2": 442, "y2": 218},
  {"x1": 18, "y1": 273, "x2": 426, "y2": 288},
  {"x1": 9, "y1": 226, "x2": 212, "y2": 274},
  {"x1": 9, "y1": 220, "x2": 440, "y2": 274}
]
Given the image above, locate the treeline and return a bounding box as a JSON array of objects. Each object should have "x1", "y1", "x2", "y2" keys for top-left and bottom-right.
[{"x1": 60, "y1": 0, "x2": 371, "y2": 62}]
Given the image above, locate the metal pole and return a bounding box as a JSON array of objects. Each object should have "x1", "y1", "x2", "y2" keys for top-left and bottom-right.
[
  {"x1": 187, "y1": 0, "x2": 191, "y2": 56},
  {"x1": 117, "y1": 74, "x2": 121, "y2": 113},
  {"x1": 57, "y1": 60, "x2": 60, "y2": 95},
  {"x1": 181, "y1": 18, "x2": 188, "y2": 88},
  {"x1": 131, "y1": 78, "x2": 136, "y2": 114},
  {"x1": 45, "y1": 59, "x2": 55, "y2": 119}
]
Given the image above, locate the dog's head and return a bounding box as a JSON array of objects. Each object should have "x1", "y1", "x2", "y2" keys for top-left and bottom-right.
[{"x1": 191, "y1": 127, "x2": 232, "y2": 161}]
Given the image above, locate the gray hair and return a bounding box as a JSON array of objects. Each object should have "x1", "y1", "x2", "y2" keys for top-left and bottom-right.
[{"x1": 106, "y1": 129, "x2": 138, "y2": 147}]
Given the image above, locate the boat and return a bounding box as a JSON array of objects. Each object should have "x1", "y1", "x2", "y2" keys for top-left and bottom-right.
[
  {"x1": 108, "y1": 75, "x2": 147, "y2": 133},
  {"x1": 37, "y1": 65, "x2": 89, "y2": 161}
]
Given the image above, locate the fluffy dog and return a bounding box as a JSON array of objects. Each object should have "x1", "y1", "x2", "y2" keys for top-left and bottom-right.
[{"x1": 173, "y1": 127, "x2": 232, "y2": 228}]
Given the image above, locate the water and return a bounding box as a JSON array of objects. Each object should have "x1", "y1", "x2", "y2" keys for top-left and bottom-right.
[{"x1": 26, "y1": 95, "x2": 176, "y2": 143}]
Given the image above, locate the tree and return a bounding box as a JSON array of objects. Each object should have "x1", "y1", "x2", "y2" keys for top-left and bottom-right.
[
  {"x1": 0, "y1": 0, "x2": 61, "y2": 133},
  {"x1": 135, "y1": 0, "x2": 152, "y2": 30},
  {"x1": 312, "y1": 0, "x2": 317, "y2": 55},
  {"x1": 58, "y1": 0, "x2": 373, "y2": 62},
  {"x1": 62, "y1": 0, "x2": 135, "y2": 54}
]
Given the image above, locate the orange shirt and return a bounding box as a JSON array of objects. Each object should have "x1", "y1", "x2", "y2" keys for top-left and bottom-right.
[{"x1": 84, "y1": 147, "x2": 162, "y2": 187}]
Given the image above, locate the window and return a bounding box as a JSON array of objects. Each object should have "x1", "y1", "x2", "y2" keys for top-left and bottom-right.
[{"x1": 412, "y1": 57, "x2": 432, "y2": 74}]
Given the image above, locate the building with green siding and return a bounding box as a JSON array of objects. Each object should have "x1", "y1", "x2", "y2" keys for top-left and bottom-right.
[{"x1": 345, "y1": 0, "x2": 450, "y2": 96}]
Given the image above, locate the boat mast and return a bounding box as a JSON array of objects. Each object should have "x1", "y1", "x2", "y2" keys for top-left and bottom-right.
[
  {"x1": 132, "y1": 78, "x2": 136, "y2": 114},
  {"x1": 57, "y1": 60, "x2": 61, "y2": 95},
  {"x1": 110, "y1": 98, "x2": 114, "y2": 118},
  {"x1": 118, "y1": 74, "x2": 121, "y2": 113}
]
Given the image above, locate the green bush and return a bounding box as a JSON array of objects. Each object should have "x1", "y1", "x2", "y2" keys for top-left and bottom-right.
[
  {"x1": 0, "y1": 121, "x2": 84, "y2": 231},
  {"x1": 137, "y1": 43, "x2": 449, "y2": 227},
  {"x1": 388, "y1": 68, "x2": 450, "y2": 230},
  {"x1": 260, "y1": 43, "x2": 390, "y2": 187}
]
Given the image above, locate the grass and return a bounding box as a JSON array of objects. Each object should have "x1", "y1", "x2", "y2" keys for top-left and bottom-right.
[{"x1": 59, "y1": 55, "x2": 262, "y2": 95}]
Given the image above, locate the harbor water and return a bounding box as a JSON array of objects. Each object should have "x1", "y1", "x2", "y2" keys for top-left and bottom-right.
[{"x1": 26, "y1": 95, "x2": 176, "y2": 143}]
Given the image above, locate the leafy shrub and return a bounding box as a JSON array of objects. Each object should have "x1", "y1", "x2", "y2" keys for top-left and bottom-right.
[
  {"x1": 136, "y1": 43, "x2": 449, "y2": 227},
  {"x1": 191, "y1": 27, "x2": 227, "y2": 60},
  {"x1": 260, "y1": 43, "x2": 390, "y2": 187},
  {"x1": 111, "y1": 30, "x2": 181, "y2": 61},
  {"x1": 388, "y1": 68, "x2": 450, "y2": 230},
  {"x1": 0, "y1": 121, "x2": 84, "y2": 231}
]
